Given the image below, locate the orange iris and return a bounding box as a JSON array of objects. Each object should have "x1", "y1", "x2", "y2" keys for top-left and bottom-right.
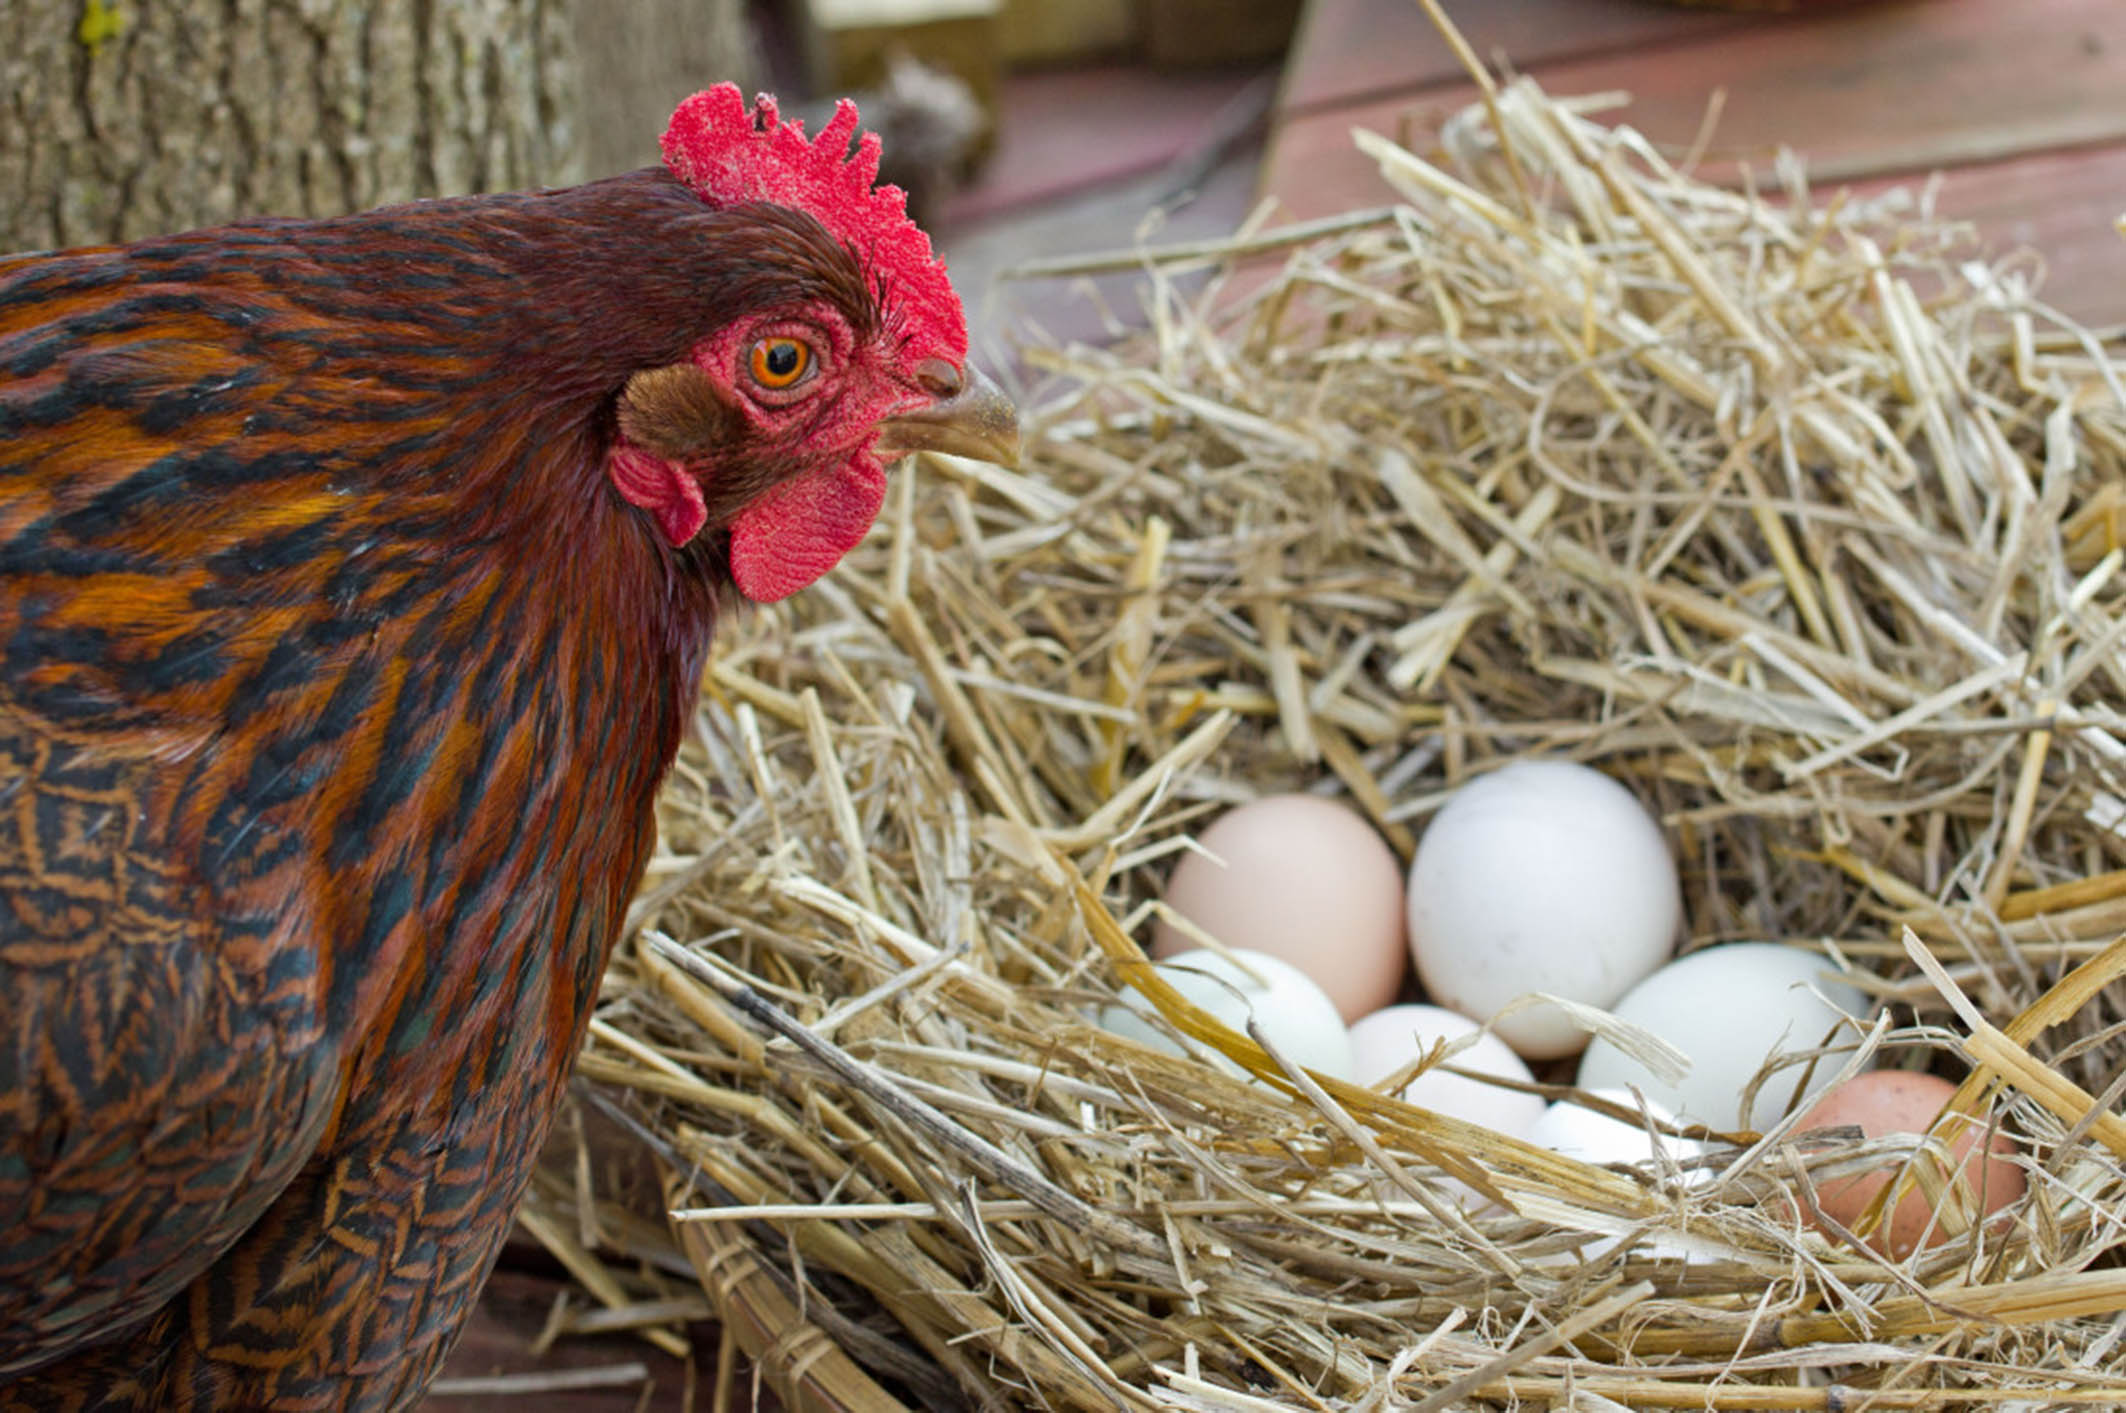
[{"x1": 748, "y1": 337, "x2": 812, "y2": 389}]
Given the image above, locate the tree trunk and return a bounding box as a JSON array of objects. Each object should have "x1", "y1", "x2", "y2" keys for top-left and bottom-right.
[
  {"x1": 570, "y1": 0, "x2": 762, "y2": 182},
  {"x1": 0, "y1": 0, "x2": 585, "y2": 253}
]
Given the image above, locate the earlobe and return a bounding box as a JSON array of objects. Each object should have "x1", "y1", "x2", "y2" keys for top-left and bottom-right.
[
  {"x1": 609, "y1": 361, "x2": 729, "y2": 545},
  {"x1": 607, "y1": 442, "x2": 707, "y2": 545}
]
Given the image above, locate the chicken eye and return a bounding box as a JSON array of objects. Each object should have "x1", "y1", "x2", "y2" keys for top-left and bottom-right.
[{"x1": 747, "y1": 337, "x2": 813, "y2": 390}]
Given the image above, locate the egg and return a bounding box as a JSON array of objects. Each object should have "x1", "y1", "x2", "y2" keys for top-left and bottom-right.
[
  {"x1": 1348, "y1": 1004, "x2": 1544, "y2": 1138},
  {"x1": 1527, "y1": 1088, "x2": 1709, "y2": 1265},
  {"x1": 1098, "y1": 947, "x2": 1354, "y2": 1081},
  {"x1": 1528, "y1": 1087, "x2": 1701, "y2": 1170},
  {"x1": 1575, "y1": 943, "x2": 1870, "y2": 1131},
  {"x1": 1153, "y1": 794, "x2": 1407, "y2": 1022},
  {"x1": 1405, "y1": 759, "x2": 1680, "y2": 1059},
  {"x1": 1794, "y1": 1070, "x2": 2024, "y2": 1256}
]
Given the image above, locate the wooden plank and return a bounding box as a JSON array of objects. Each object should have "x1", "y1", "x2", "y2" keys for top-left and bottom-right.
[
  {"x1": 1262, "y1": 112, "x2": 2126, "y2": 327},
  {"x1": 1261, "y1": 88, "x2": 1449, "y2": 224},
  {"x1": 1541, "y1": 0, "x2": 2126, "y2": 184},
  {"x1": 1279, "y1": 0, "x2": 1750, "y2": 117},
  {"x1": 1264, "y1": 0, "x2": 2126, "y2": 221},
  {"x1": 1843, "y1": 141, "x2": 2126, "y2": 330},
  {"x1": 432, "y1": 1268, "x2": 712, "y2": 1412}
]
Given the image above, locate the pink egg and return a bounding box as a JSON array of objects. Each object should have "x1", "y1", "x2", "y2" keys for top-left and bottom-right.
[
  {"x1": 1153, "y1": 794, "x2": 1407, "y2": 1022},
  {"x1": 1795, "y1": 1071, "x2": 2023, "y2": 1257}
]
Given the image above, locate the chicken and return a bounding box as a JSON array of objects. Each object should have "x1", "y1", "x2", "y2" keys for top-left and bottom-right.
[{"x1": 0, "y1": 84, "x2": 1016, "y2": 1410}]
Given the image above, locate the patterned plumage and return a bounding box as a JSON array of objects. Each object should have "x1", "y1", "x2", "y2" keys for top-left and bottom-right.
[{"x1": 0, "y1": 85, "x2": 1014, "y2": 1409}]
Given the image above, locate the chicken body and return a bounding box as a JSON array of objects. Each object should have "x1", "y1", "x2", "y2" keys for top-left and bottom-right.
[{"x1": 0, "y1": 95, "x2": 1010, "y2": 1408}]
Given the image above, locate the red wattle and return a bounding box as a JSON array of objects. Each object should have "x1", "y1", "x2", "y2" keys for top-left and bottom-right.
[
  {"x1": 608, "y1": 443, "x2": 707, "y2": 546},
  {"x1": 728, "y1": 456, "x2": 887, "y2": 602}
]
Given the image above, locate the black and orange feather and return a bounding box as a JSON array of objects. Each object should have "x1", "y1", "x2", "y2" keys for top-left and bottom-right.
[{"x1": 0, "y1": 85, "x2": 1007, "y2": 1411}]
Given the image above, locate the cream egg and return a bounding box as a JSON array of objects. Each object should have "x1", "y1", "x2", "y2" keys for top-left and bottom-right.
[
  {"x1": 1099, "y1": 947, "x2": 1354, "y2": 1081},
  {"x1": 1154, "y1": 794, "x2": 1407, "y2": 1022},
  {"x1": 1348, "y1": 1004, "x2": 1543, "y2": 1138},
  {"x1": 1575, "y1": 943, "x2": 1870, "y2": 1131},
  {"x1": 1794, "y1": 1070, "x2": 2023, "y2": 1256},
  {"x1": 1406, "y1": 760, "x2": 1680, "y2": 1059}
]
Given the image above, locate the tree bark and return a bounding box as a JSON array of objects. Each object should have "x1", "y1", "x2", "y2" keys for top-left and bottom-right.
[
  {"x1": 570, "y1": 0, "x2": 762, "y2": 182},
  {"x1": 0, "y1": 0, "x2": 584, "y2": 252}
]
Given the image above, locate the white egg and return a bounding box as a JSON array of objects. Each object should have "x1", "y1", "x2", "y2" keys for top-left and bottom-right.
[
  {"x1": 1526, "y1": 1088, "x2": 1711, "y2": 1267},
  {"x1": 1574, "y1": 943, "x2": 1870, "y2": 1131},
  {"x1": 1528, "y1": 1087, "x2": 1701, "y2": 1169},
  {"x1": 1347, "y1": 1004, "x2": 1544, "y2": 1138},
  {"x1": 1406, "y1": 759, "x2": 1681, "y2": 1060},
  {"x1": 1098, "y1": 948, "x2": 1354, "y2": 1081}
]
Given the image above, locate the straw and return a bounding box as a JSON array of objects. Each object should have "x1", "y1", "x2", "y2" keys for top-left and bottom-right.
[{"x1": 535, "y1": 31, "x2": 2126, "y2": 1411}]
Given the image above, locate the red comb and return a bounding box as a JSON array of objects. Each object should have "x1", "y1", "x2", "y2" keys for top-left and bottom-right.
[{"x1": 661, "y1": 84, "x2": 967, "y2": 365}]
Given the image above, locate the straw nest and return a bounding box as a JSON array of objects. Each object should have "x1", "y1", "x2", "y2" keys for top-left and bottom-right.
[{"x1": 537, "y1": 58, "x2": 2126, "y2": 1413}]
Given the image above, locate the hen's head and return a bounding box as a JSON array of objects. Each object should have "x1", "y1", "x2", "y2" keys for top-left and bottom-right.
[{"x1": 607, "y1": 84, "x2": 1016, "y2": 603}]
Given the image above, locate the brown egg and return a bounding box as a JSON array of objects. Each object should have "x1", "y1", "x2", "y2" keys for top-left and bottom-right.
[
  {"x1": 1152, "y1": 794, "x2": 1406, "y2": 1022},
  {"x1": 1795, "y1": 1070, "x2": 2024, "y2": 1257}
]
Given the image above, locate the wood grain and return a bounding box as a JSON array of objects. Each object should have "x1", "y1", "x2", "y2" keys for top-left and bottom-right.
[
  {"x1": 1262, "y1": 0, "x2": 2126, "y2": 323},
  {"x1": 1280, "y1": 0, "x2": 1749, "y2": 115}
]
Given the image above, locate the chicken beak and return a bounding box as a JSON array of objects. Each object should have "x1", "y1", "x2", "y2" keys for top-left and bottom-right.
[{"x1": 875, "y1": 365, "x2": 1021, "y2": 469}]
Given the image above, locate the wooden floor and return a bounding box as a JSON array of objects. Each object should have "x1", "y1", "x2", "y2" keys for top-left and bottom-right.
[
  {"x1": 428, "y1": 1262, "x2": 708, "y2": 1412},
  {"x1": 1263, "y1": 0, "x2": 2126, "y2": 327}
]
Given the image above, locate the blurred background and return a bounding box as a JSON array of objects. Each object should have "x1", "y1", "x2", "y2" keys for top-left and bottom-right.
[
  {"x1": 2, "y1": 0, "x2": 2118, "y2": 1405},
  {"x1": 6, "y1": 0, "x2": 2119, "y2": 383}
]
